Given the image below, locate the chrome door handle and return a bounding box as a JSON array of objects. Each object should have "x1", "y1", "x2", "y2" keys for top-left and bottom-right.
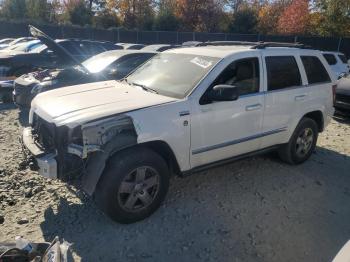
[
  {"x1": 245, "y1": 103, "x2": 262, "y2": 111},
  {"x1": 295, "y1": 95, "x2": 307, "y2": 101}
]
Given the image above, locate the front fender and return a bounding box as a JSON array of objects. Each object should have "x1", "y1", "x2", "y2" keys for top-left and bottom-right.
[{"x1": 82, "y1": 133, "x2": 137, "y2": 195}]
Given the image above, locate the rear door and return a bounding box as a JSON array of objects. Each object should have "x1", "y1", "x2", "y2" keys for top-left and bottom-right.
[
  {"x1": 298, "y1": 51, "x2": 334, "y2": 120},
  {"x1": 260, "y1": 50, "x2": 308, "y2": 149}
]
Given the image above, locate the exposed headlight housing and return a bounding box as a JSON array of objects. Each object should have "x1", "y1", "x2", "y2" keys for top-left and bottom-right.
[{"x1": 30, "y1": 80, "x2": 57, "y2": 94}]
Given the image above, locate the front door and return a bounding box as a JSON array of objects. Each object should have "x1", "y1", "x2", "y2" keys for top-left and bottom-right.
[{"x1": 190, "y1": 56, "x2": 265, "y2": 168}]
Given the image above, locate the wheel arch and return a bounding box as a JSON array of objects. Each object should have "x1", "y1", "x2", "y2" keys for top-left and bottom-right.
[
  {"x1": 82, "y1": 137, "x2": 181, "y2": 196},
  {"x1": 302, "y1": 110, "x2": 324, "y2": 132}
]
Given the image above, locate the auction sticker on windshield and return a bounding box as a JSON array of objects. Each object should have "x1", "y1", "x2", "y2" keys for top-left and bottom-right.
[{"x1": 190, "y1": 57, "x2": 213, "y2": 69}]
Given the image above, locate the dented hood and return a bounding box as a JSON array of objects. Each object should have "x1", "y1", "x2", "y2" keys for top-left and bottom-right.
[{"x1": 31, "y1": 80, "x2": 177, "y2": 127}]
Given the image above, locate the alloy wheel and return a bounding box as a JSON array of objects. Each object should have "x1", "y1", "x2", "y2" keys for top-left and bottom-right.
[
  {"x1": 295, "y1": 127, "x2": 314, "y2": 158},
  {"x1": 117, "y1": 166, "x2": 160, "y2": 212}
]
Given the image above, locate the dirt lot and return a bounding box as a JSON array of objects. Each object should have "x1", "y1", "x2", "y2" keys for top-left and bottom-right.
[{"x1": 0, "y1": 102, "x2": 349, "y2": 262}]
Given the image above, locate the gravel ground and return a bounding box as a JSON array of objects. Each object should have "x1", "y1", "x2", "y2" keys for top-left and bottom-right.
[{"x1": 0, "y1": 102, "x2": 349, "y2": 262}]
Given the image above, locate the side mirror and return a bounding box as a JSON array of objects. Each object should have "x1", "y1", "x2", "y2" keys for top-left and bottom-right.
[{"x1": 206, "y1": 84, "x2": 239, "y2": 103}]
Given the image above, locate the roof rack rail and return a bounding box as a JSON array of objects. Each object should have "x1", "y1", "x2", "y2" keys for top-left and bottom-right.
[
  {"x1": 197, "y1": 41, "x2": 311, "y2": 49},
  {"x1": 197, "y1": 41, "x2": 259, "y2": 47},
  {"x1": 251, "y1": 42, "x2": 310, "y2": 49}
]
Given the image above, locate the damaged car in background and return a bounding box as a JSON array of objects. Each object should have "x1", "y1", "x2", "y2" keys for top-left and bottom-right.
[
  {"x1": 335, "y1": 74, "x2": 350, "y2": 114},
  {"x1": 22, "y1": 42, "x2": 335, "y2": 224},
  {"x1": 13, "y1": 48, "x2": 157, "y2": 107},
  {"x1": 0, "y1": 37, "x2": 35, "y2": 50},
  {"x1": 0, "y1": 25, "x2": 121, "y2": 82}
]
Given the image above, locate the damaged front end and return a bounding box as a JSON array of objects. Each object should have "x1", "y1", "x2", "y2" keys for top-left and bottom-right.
[{"x1": 22, "y1": 113, "x2": 138, "y2": 195}]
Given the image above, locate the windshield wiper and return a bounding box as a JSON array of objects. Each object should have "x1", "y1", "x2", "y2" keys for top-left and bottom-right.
[{"x1": 130, "y1": 81, "x2": 158, "y2": 94}]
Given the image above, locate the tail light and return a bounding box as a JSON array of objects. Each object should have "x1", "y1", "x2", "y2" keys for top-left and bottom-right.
[{"x1": 332, "y1": 84, "x2": 337, "y2": 105}]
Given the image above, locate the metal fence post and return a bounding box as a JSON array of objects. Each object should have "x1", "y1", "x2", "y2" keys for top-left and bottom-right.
[
  {"x1": 294, "y1": 35, "x2": 298, "y2": 43},
  {"x1": 61, "y1": 26, "x2": 64, "y2": 38},
  {"x1": 338, "y1": 37, "x2": 342, "y2": 52},
  {"x1": 117, "y1": 28, "x2": 120, "y2": 43}
]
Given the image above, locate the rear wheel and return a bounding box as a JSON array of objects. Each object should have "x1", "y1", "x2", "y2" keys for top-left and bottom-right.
[
  {"x1": 94, "y1": 147, "x2": 170, "y2": 224},
  {"x1": 278, "y1": 118, "x2": 318, "y2": 164}
]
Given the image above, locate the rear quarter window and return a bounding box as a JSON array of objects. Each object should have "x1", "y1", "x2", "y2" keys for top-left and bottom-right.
[
  {"x1": 266, "y1": 56, "x2": 302, "y2": 91},
  {"x1": 323, "y1": 54, "x2": 337, "y2": 65},
  {"x1": 301, "y1": 56, "x2": 331, "y2": 84},
  {"x1": 338, "y1": 54, "x2": 347, "y2": 64}
]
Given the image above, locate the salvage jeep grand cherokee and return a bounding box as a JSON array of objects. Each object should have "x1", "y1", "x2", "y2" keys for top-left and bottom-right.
[{"x1": 22, "y1": 42, "x2": 336, "y2": 223}]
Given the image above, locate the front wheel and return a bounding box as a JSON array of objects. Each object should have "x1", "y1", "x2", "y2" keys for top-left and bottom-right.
[
  {"x1": 278, "y1": 117, "x2": 318, "y2": 164},
  {"x1": 94, "y1": 147, "x2": 170, "y2": 224}
]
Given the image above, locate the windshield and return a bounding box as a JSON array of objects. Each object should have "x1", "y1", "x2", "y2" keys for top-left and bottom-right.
[
  {"x1": 82, "y1": 52, "x2": 122, "y2": 73},
  {"x1": 126, "y1": 53, "x2": 220, "y2": 98}
]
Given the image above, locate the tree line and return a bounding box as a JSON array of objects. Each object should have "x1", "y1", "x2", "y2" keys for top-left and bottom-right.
[{"x1": 0, "y1": 0, "x2": 349, "y2": 37}]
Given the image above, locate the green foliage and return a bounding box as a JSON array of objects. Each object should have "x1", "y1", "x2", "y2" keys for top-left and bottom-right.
[
  {"x1": 93, "y1": 10, "x2": 119, "y2": 29},
  {"x1": 26, "y1": 0, "x2": 50, "y2": 22},
  {"x1": 1, "y1": 0, "x2": 27, "y2": 20},
  {"x1": 312, "y1": 0, "x2": 350, "y2": 37},
  {"x1": 153, "y1": 11, "x2": 180, "y2": 31},
  {"x1": 63, "y1": 0, "x2": 92, "y2": 26},
  {"x1": 1, "y1": 0, "x2": 350, "y2": 37},
  {"x1": 229, "y1": 8, "x2": 257, "y2": 34}
]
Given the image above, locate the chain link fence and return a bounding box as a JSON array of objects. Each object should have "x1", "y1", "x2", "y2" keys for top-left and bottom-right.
[{"x1": 0, "y1": 21, "x2": 348, "y2": 57}]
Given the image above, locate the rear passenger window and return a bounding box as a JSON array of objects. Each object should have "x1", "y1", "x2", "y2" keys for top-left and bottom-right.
[
  {"x1": 338, "y1": 54, "x2": 347, "y2": 64},
  {"x1": 323, "y1": 54, "x2": 337, "y2": 65},
  {"x1": 266, "y1": 56, "x2": 301, "y2": 91},
  {"x1": 301, "y1": 56, "x2": 331, "y2": 84}
]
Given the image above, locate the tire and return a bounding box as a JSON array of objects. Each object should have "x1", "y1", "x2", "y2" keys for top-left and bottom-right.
[
  {"x1": 278, "y1": 117, "x2": 318, "y2": 165},
  {"x1": 94, "y1": 147, "x2": 170, "y2": 224}
]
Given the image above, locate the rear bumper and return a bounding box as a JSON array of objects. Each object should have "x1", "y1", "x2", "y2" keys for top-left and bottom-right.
[{"x1": 22, "y1": 127, "x2": 57, "y2": 179}]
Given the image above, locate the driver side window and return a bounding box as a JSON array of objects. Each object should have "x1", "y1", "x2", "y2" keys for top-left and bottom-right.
[{"x1": 210, "y1": 57, "x2": 260, "y2": 97}]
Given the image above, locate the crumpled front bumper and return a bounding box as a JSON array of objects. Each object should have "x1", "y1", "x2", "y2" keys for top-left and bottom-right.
[{"x1": 22, "y1": 127, "x2": 57, "y2": 179}]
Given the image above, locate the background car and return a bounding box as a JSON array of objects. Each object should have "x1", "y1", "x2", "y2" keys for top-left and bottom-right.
[
  {"x1": 0, "y1": 40, "x2": 42, "y2": 54},
  {"x1": 0, "y1": 37, "x2": 35, "y2": 50},
  {"x1": 0, "y1": 80, "x2": 14, "y2": 102},
  {"x1": 13, "y1": 49, "x2": 157, "y2": 107},
  {"x1": 322, "y1": 51, "x2": 350, "y2": 78},
  {"x1": 335, "y1": 74, "x2": 350, "y2": 114},
  {"x1": 182, "y1": 41, "x2": 202, "y2": 47},
  {"x1": 142, "y1": 44, "x2": 180, "y2": 52},
  {"x1": 0, "y1": 26, "x2": 121, "y2": 81},
  {"x1": 0, "y1": 38, "x2": 15, "y2": 47},
  {"x1": 119, "y1": 43, "x2": 145, "y2": 50}
]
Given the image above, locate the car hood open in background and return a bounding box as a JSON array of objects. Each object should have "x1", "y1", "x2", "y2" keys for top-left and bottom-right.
[
  {"x1": 31, "y1": 80, "x2": 177, "y2": 127},
  {"x1": 29, "y1": 25, "x2": 86, "y2": 70}
]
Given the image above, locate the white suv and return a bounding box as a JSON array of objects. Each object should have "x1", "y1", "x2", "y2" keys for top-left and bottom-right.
[
  {"x1": 23, "y1": 42, "x2": 336, "y2": 223},
  {"x1": 322, "y1": 51, "x2": 350, "y2": 78}
]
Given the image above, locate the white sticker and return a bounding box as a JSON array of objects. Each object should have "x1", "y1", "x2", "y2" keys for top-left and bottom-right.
[{"x1": 190, "y1": 57, "x2": 213, "y2": 69}]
